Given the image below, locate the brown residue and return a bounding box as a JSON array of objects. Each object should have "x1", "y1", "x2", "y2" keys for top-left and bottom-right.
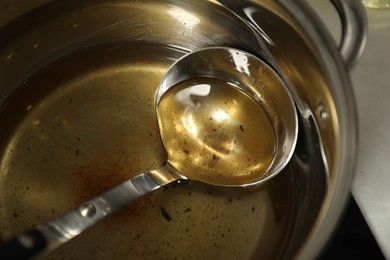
[
  {"x1": 74, "y1": 154, "x2": 139, "y2": 203},
  {"x1": 71, "y1": 152, "x2": 158, "y2": 224},
  {"x1": 160, "y1": 207, "x2": 172, "y2": 221}
]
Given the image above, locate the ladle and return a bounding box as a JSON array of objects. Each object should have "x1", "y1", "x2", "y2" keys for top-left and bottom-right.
[{"x1": 0, "y1": 47, "x2": 297, "y2": 259}]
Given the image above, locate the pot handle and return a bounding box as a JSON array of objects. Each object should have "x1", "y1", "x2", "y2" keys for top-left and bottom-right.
[{"x1": 329, "y1": 0, "x2": 367, "y2": 70}]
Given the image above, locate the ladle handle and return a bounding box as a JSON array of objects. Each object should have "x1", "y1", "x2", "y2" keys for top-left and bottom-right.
[{"x1": 0, "y1": 167, "x2": 179, "y2": 260}]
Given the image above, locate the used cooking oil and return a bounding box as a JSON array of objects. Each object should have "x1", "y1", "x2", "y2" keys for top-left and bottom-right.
[
  {"x1": 0, "y1": 42, "x2": 293, "y2": 259},
  {"x1": 158, "y1": 78, "x2": 276, "y2": 186}
]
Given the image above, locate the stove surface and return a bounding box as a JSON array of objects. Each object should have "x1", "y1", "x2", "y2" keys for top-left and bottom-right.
[{"x1": 321, "y1": 195, "x2": 385, "y2": 259}]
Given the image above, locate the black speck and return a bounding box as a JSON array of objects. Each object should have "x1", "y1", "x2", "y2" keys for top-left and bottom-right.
[
  {"x1": 184, "y1": 207, "x2": 191, "y2": 213},
  {"x1": 160, "y1": 207, "x2": 172, "y2": 222},
  {"x1": 75, "y1": 150, "x2": 79, "y2": 156},
  {"x1": 183, "y1": 149, "x2": 190, "y2": 155},
  {"x1": 239, "y1": 125, "x2": 244, "y2": 131},
  {"x1": 252, "y1": 206, "x2": 256, "y2": 212},
  {"x1": 12, "y1": 213, "x2": 18, "y2": 218}
]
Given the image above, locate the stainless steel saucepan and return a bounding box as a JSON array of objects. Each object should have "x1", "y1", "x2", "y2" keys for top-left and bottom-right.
[{"x1": 0, "y1": 0, "x2": 366, "y2": 259}]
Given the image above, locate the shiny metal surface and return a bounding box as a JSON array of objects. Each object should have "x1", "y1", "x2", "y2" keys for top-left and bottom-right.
[
  {"x1": 329, "y1": 0, "x2": 367, "y2": 69},
  {"x1": 157, "y1": 47, "x2": 297, "y2": 187},
  {"x1": 0, "y1": 0, "x2": 366, "y2": 259},
  {"x1": 34, "y1": 167, "x2": 180, "y2": 258},
  {"x1": 281, "y1": 111, "x2": 328, "y2": 259},
  {"x1": 275, "y1": 0, "x2": 365, "y2": 258}
]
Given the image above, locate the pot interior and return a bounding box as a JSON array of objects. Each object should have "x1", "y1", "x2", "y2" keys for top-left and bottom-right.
[{"x1": 0, "y1": 0, "x2": 335, "y2": 258}]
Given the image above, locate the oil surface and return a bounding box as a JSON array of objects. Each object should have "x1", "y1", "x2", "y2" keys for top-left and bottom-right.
[
  {"x1": 158, "y1": 78, "x2": 276, "y2": 185},
  {"x1": 0, "y1": 42, "x2": 293, "y2": 259}
]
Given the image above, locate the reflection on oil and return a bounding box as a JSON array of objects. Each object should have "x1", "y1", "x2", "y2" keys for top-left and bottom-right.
[
  {"x1": 158, "y1": 77, "x2": 276, "y2": 185},
  {"x1": 174, "y1": 83, "x2": 211, "y2": 107}
]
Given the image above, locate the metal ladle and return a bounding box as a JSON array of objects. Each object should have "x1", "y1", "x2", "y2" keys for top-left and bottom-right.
[{"x1": 0, "y1": 47, "x2": 297, "y2": 259}]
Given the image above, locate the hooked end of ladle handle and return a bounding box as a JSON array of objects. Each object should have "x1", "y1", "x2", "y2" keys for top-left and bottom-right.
[{"x1": 0, "y1": 228, "x2": 47, "y2": 260}]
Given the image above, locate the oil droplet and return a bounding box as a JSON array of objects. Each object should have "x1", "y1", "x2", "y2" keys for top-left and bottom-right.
[
  {"x1": 32, "y1": 119, "x2": 40, "y2": 126},
  {"x1": 316, "y1": 102, "x2": 329, "y2": 124},
  {"x1": 6, "y1": 52, "x2": 14, "y2": 60}
]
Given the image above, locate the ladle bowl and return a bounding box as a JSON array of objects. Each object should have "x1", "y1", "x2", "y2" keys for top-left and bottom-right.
[
  {"x1": 0, "y1": 47, "x2": 297, "y2": 259},
  {"x1": 157, "y1": 47, "x2": 298, "y2": 187}
]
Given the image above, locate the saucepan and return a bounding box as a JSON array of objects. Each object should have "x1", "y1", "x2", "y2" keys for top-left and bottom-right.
[{"x1": 0, "y1": 0, "x2": 366, "y2": 259}]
